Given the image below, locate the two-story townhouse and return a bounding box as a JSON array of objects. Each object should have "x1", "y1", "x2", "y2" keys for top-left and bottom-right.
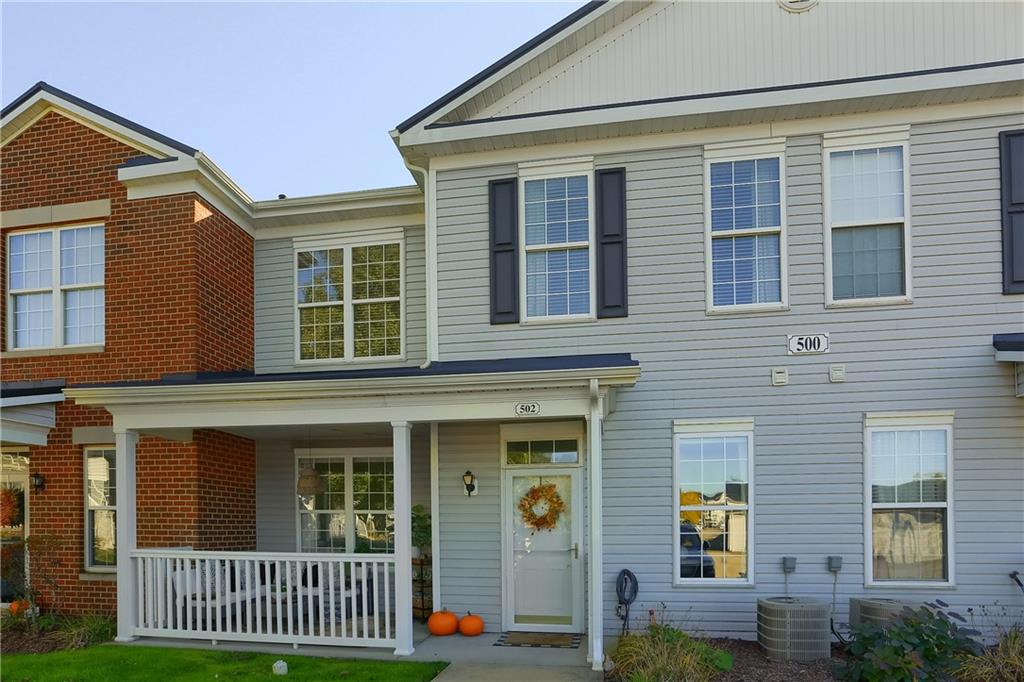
[{"x1": 4, "y1": 0, "x2": 1023, "y2": 673}]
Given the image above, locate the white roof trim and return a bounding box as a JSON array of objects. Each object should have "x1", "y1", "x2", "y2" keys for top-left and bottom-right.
[
  {"x1": 1, "y1": 392, "x2": 65, "y2": 408},
  {"x1": 1, "y1": 92, "x2": 183, "y2": 159}
]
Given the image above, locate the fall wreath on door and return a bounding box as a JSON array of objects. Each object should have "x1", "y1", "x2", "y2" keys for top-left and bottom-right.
[{"x1": 518, "y1": 482, "x2": 565, "y2": 532}]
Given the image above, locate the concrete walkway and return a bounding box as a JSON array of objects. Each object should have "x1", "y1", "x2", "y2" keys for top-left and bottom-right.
[{"x1": 435, "y1": 662, "x2": 603, "y2": 681}]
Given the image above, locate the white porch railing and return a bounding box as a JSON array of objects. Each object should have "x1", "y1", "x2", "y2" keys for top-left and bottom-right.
[{"x1": 131, "y1": 549, "x2": 396, "y2": 648}]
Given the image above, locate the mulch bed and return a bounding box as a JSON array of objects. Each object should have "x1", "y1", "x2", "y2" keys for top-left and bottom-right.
[
  {"x1": 706, "y1": 638, "x2": 845, "y2": 681},
  {"x1": 2, "y1": 628, "x2": 67, "y2": 654}
]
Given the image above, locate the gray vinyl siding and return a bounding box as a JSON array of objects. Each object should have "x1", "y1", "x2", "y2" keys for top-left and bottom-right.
[
  {"x1": 255, "y1": 426, "x2": 432, "y2": 553},
  {"x1": 436, "y1": 422, "x2": 503, "y2": 631},
  {"x1": 433, "y1": 111, "x2": 1024, "y2": 638},
  {"x1": 253, "y1": 224, "x2": 427, "y2": 374}
]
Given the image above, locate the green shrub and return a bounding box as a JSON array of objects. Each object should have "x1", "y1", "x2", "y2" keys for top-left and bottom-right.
[
  {"x1": 957, "y1": 626, "x2": 1024, "y2": 682},
  {"x1": 613, "y1": 623, "x2": 732, "y2": 682},
  {"x1": 56, "y1": 615, "x2": 116, "y2": 649},
  {"x1": 838, "y1": 605, "x2": 981, "y2": 681}
]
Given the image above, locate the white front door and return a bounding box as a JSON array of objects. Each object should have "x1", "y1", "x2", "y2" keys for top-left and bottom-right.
[{"x1": 502, "y1": 467, "x2": 583, "y2": 632}]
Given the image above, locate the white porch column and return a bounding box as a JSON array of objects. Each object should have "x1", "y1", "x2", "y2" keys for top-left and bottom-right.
[
  {"x1": 587, "y1": 384, "x2": 605, "y2": 671},
  {"x1": 113, "y1": 428, "x2": 139, "y2": 642},
  {"x1": 392, "y1": 421, "x2": 415, "y2": 656}
]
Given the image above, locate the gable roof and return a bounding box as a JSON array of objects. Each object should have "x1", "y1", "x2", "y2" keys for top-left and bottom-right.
[
  {"x1": 2, "y1": 81, "x2": 197, "y2": 157},
  {"x1": 394, "y1": 0, "x2": 608, "y2": 133}
]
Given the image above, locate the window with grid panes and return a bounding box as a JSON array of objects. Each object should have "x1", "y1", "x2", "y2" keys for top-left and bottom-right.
[
  {"x1": 296, "y1": 455, "x2": 394, "y2": 553},
  {"x1": 8, "y1": 225, "x2": 105, "y2": 349},
  {"x1": 85, "y1": 448, "x2": 116, "y2": 569},
  {"x1": 868, "y1": 427, "x2": 950, "y2": 582},
  {"x1": 708, "y1": 158, "x2": 783, "y2": 308},
  {"x1": 295, "y1": 241, "x2": 401, "y2": 362},
  {"x1": 523, "y1": 175, "x2": 591, "y2": 318},
  {"x1": 297, "y1": 456, "x2": 347, "y2": 552},
  {"x1": 351, "y1": 244, "x2": 401, "y2": 358},
  {"x1": 828, "y1": 145, "x2": 908, "y2": 301},
  {"x1": 675, "y1": 433, "x2": 750, "y2": 582}
]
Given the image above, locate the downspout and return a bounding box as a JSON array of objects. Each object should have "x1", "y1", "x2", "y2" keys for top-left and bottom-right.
[
  {"x1": 588, "y1": 378, "x2": 605, "y2": 671},
  {"x1": 403, "y1": 158, "x2": 438, "y2": 369}
]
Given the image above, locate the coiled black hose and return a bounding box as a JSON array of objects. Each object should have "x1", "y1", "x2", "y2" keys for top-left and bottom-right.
[{"x1": 616, "y1": 569, "x2": 638, "y2": 636}]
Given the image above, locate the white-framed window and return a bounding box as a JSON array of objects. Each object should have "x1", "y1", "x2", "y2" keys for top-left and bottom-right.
[
  {"x1": 294, "y1": 238, "x2": 403, "y2": 362},
  {"x1": 84, "y1": 447, "x2": 116, "y2": 571},
  {"x1": 864, "y1": 412, "x2": 954, "y2": 587},
  {"x1": 500, "y1": 421, "x2": 584, "y2": 468},
  {"x1": 7, "y1": 224, "x2": 105, "y2": 350},
  {"x1": 824, "y1": 129, "x2": 912, "y2": 306},
  {"x1": 519, "y1": 160, "x2": 595, "y2": 322},
  {"x1": 295, "y1": 449, "x2": 394, "y2": 553},
  {"x1": 705, "y1": 151, "x2": 787, "y2": 312},
  {"x1": 673, "y1": 419, "x2": 754, "y2": 585}
]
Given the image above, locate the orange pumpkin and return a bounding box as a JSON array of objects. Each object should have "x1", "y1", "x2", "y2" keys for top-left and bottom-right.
[
  {"x1": 427, "y1": 609, "x2": 458, "y2": 636},
  {"x1": 458, "y1": 611, "x2": 485, "y2": 637},
  {"x1": 8, "y1": 599, "x2": 30, "y2": 616}
]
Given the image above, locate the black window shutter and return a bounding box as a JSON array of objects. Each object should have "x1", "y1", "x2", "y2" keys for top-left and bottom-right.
[
  {"x1": 1001, "y1": 129, "x2": 1024, "y2": 294},
  {"x1": 489, "y1": 178, "x2": 519, "y2": 323},
  {"x1": 595, "y1": 167, "x2": 628, "y2": 318}
]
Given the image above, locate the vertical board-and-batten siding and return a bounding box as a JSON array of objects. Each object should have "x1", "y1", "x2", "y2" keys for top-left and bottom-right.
[
  {"x1": 433, "y1": 111, "x2": 1024, "y2": 638},
  {"x1": 474, "y1": 0, "x2": 1024, "y2": 120},
  {"x1": 253, "y1": 225, "x2": 427, "y2": 374},
  {"x1": 255, "y1": 426, "x2": 432, "y2": 553}
]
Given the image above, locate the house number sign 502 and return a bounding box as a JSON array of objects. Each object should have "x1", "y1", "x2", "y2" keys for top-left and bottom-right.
[
  {"x1": 788, "y1": 333, "x2": 830, "y2": 355},
  {"x1": 514, "y1": 402, "x2": 541, "y2": 416}
]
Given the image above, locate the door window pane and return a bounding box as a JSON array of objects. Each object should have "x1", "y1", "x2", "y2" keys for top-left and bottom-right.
[{"x1": 505, "y1": 439, "x2": 579, "y2": 465}]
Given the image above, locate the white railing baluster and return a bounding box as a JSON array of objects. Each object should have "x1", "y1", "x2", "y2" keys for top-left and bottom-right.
[
  {"x1": 214, "y1": 558, "x2": 222, "y2": 634},
  {"x1": 364, "y1": 561, "x2": 372, "y2": 634},
  {"x1": 349, "y1": 560, "x2": 358, "y2": 638},
  {"x1": 284, "y1": 559, "x2": 293, "y2": 636},
  {"x1": 157, "y1": 558, "x2": 165, "y2": 629},
  {"x1": 383, "y1": 562, "x2": 391, "y2": 640},
  {"x1": 327, "y1": 560, "x2": 336, "y2": 638},
  {"x1": 372, "y1": 561, "x2": 381, "y2": 639},
  {"x1": 185, "y1": 557, "x2": 192, "y2": 630}
]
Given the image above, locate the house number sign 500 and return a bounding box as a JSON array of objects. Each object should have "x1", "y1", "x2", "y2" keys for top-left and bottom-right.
[
  {"x1": 788, "y1": 333, "x2": 830, "y2": 355},
  {"x1": 514, "y1": 402, "x2": 541, "y2": 416}
]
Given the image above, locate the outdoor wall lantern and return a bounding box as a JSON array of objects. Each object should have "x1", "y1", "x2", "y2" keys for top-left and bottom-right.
[
  {"x1": 296, "y1": 465, "x2": 325, "y2": 496},
  {"x1": 462, "y1": 470, "x2": 477, "y2": 496},
  {"x1": 29, "y1": 472, "x2": 45, "y2": 493}
]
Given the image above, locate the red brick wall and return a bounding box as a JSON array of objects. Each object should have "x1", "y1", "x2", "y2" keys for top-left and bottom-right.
[{"x1": 1, "y1": 111, "x2": 257, "y2": 614}]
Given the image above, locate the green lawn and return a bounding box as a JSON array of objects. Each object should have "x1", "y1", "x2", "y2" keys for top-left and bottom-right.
[{"x1": 1, "y1": 645, "x2": 448, "y2": 681}]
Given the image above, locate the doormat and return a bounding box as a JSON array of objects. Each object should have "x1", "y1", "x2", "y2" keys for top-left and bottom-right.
[{"x1": 494, "y1": 632, "x2": 581, "y2": 649}]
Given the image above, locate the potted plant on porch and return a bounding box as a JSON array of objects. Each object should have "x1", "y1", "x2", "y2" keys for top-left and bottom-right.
[
  {"x1": 410, "y1": 504, "x2": 431, "y2": 559},
  {"x1": 410, "y1": 505, "x2": 432, "y2": 622}
]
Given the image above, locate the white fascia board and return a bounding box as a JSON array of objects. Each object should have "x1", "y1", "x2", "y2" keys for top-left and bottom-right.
[
  {"x1": 398, "y1": 63, "x2": 1024, "y2": 148},
  {"x1": 64, "y1": 365, "x2": 641, "y2": 409},
  {"x1": 995, "y1": 350, "x2": 1024, "y2": 363},
  {"x1": 0, "y1": 393, "x2": 64, "y2": 408},
  {"x1": 1, "y1": 93, "x2": 182, "y2": 158},
  {"x1": 0, "y1": 420, "x2": 51, "y2": 446}
]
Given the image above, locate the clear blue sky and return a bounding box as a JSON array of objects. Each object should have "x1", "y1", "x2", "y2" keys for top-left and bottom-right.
[{"x1": 2, "y1": 1, "x2": 586, "y2": 199}]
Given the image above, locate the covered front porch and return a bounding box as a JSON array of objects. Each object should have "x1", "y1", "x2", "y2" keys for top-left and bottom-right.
[{"x1": 64, "y1": 355, "x2": 640, "y2": 671}]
